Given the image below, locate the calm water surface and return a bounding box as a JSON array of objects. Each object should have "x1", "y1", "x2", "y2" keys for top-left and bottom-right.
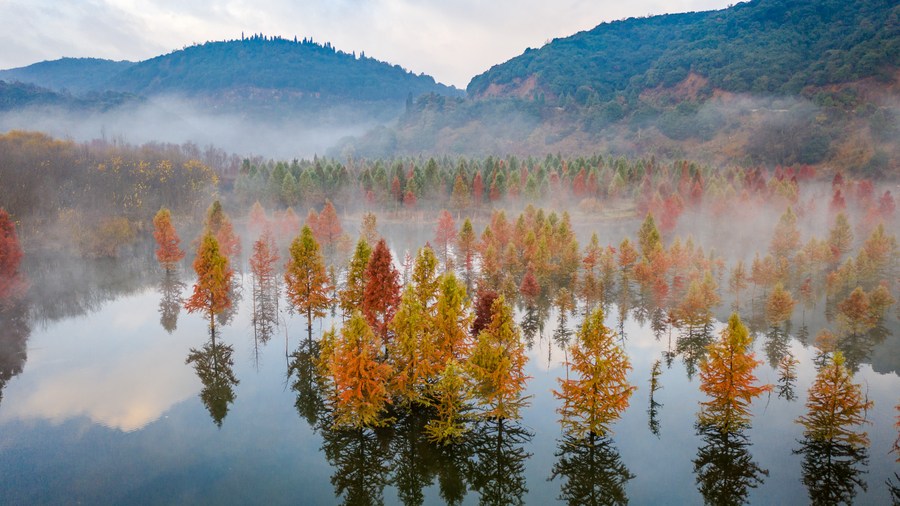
[{"x1": 1, "y1": 251, "x2": 898, "y2": 505}]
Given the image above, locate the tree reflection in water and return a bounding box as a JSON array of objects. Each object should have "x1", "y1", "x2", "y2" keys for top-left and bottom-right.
[
  {"x1": 0, "y1": 297, "x2": 29, "y2": 410},
  {"x1": 550, "y1": 433, "x2": 634, "y2": 506},
  {"x1": 321, "y1": 426, "x2": 394, "y2": 506},
  {"x1": 467, "y1": 419, "x2": 532, "y2": 506},
  {"x1": 289, "y1": 338, "x2": 326, "y2": 429},
  {"x1": 693, "y1": 424, "x2": 768, "y2": 505},
  {"x1": 676, "y1": 323, "x2": 713, "y2": 381},
  {"x1": 185, "y1": 328, "x2": 239, "y2": 427},
  {"x1": 795, "y1": 438, "x2": 868, "y2": 505},
  {"x1": 158, "y1": 269, "x2": 184, "y2": 334}
]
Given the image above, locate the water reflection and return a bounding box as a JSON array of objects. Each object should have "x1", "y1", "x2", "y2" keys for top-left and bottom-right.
[
  {"x1": 185, "y1": 328, "x2": 239, "y2": 427},
  {"x1": 676, "y1": 323, "x2": 713, "y2": 380},
  {"x1": 468, "y1": 419, "x2": 532, "y2": 506},
  {"x1": 693, "y1": 425, "x2": 768, "y2": 505},
  {"x1": 158, "y1": 269, "x2": 184, "y2": 334},
  {"x1": 24, "y1": 250, "x2": 156, "y2": 325},
  {"x1": 795, "y1": 438, "x2": 869, "y2": 505},
  {"x1": 290, "y1": 338, "x2": 326, "y2": 428},
  {"x1": 321, "y1": 426, "x2": 394, "y2": 506},
  {"x1": 0, "y1": 298, "x2": 29, "y2": 409},
  {"x1": 550, "y1": 433, "x2": 634, "y2": 506}
]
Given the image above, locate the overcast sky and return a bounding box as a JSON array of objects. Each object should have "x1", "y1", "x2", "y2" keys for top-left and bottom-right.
[{"x1": 0, "y1": 0, "x2": 736, "y2": 88}]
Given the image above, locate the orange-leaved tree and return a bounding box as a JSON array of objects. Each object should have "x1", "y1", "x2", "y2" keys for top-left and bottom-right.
[
  {"x1": 434, "y1": 209, "x2": 456, "y2": 271},
  {"x1": 796, "y1": 351, "x2": 872, "y2": 448},
  {"x1": 467, "y1": 295, "x2": 531, "y2": 421},
  {"x1": 362, "y1": 238, "x2": 401, "y2": 349},
  {"x1": 205, "y1": 200, "x2": 241, "y2": 258},
  {"x1": 698, "y1": 313, "x2": 772, "y2": 432},
  {"x1": 554, "y1": 307, "x2": 635, "y2": 439},
  {"x1": 284, "y1": 225, "x2": 331, "y2": 340},
  {"x1": 184, "y1": 231, "x2": 233, "y2": 331},
  {"x1": 327, "y1": 311, "x2": 393, "y2": 428},
  {"x1": 765, "y1": 282, "x2": 795, "y2": 326},
  {"x1": 153, "y1": 207, "x2": 185, "y2": 271}
]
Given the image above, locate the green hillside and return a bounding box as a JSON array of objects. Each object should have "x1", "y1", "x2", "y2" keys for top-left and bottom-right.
[
  {"x1": 468, "y1": 0, "x2": 898, "y2": 102},
  {"x1": 107, "y1": 35, "x2": 460, "y2": 101}
]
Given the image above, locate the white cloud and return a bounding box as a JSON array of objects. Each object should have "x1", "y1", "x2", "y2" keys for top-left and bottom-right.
[{"x1": 0, "y1": 0, "x2": 736, "y2": 88}]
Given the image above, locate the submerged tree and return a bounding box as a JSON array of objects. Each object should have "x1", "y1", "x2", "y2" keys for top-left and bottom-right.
[
  {"x1": 389, "y1": 284, "x2": 438, "y2": 407},
  {"x1": 765, "y1": 282, "x2": 795, "y2": 326},
  {"x1": 425, "y1": 359, "x2": 471, "y2": 445},
  {"x1": 458, "y1": 218, "x2": 477, "y2": 289},
  {"x1": 284, "y1": 225, "x2": 331, "y2": 340},
  {"x1": 555, "y1": 307, "x2": 635, "y2": 439},
  {"x1": 362, "y1": 238, "x2": 400, "y2": 348},
  {"x1": 184, "y1": 232, "x2": 233, "y2": 331},
  {"x1": 340, "y1": 238, "x2": 372, "y2": 319},
  {"x1": 468, "y1": 295, "x2": 531, "y2": 421},
  {"x1": 327, "y1": 312, "x2": 393, "y2": 429},
  {"x1": 435, "y1": 209, "x2": 457, "y2": 271},
  {"x1": 797, "y1": 351, "x2": 873, "y2": 448},
  {"x1": 205, "y1": 200, "x2": 241, "y2": 259},
  {"x1": 433, "y1": 272, "x2": 472, "y2": 364},
  {"x1": 152, "y1": 207, "x2": 185, "y2": 271},
  {"x1": 698, "y1": 313, "x2": 771, "y2": 432},
  {"x1": 249, "y1": 229, "x2": 280, "y2": 345},
  {"x1": 793, "y1": 350, "x2": 873, "y2": 505}
]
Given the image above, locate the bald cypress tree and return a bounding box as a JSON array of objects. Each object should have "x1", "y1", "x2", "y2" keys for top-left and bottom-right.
[{"x1": 284, "y1": 225, "x2": 331, "y2": 340}]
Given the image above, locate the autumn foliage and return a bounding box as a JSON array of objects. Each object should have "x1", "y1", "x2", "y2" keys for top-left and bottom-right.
[
  {"x1": 698, "y1": 313, "x2": 772, "y2": 432},
  {"x1": 323, "y1": 312, "x2": 393, "y2": 428},
  {"x1": 0, "y1": 209, "x2": 25, "y2": 301},
  {"x1": 284, "y1": 225, "x2": 332, "y2": 338},
  {"x1": 362, "y1": 238, "x2": 401, "y2": 345},
  {"x1": 797, "y1": 352, "x2": 872, "y2": 448},
  {"x1": 467, "y1": 295, "x2": 531, "y2": 420},
  {"x1": 555, "y1": 307, "x2": 635, "y2": 438},
  {"x1": 184, "y1": 232, "x2": 233, "y2": 330},
  {"x1": 152, "y1": 207, "x2": 185, "y2": 270}
]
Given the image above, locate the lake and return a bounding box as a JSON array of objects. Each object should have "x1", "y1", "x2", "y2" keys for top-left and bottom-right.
[{"x1": 1, "y1": 246, "x2": 898, "y2": 505}]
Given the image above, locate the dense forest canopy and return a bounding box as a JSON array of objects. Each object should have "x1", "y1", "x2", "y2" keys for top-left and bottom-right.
[{"x1": 468, "y1": 0, "x2": 899, "y2": 101}]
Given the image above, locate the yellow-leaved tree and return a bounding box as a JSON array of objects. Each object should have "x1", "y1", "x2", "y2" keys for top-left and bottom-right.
[
  {"x1": 796, "y1": 351, "x2": 873, "y2": 447},
  {"x1": 554, "y1": 307, "x2": 635, "y2": 439},
  {"x1": 468, "y1": 295, "x2": 530, "y2": 421},
  {"x1": 698, "y1": 313, "x2": 772, "y2": 432},
  {"x1": 284, "y1": 225, "x2": 331, "y2": 340}
]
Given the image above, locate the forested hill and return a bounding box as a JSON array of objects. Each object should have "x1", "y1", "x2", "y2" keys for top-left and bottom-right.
[
  {"x1": 0, "y1": 58, "x2": 135, "y2": 95},
  {"x1": 0, "y1": 35, "x2": 461, "y2": 103},
  {"x1": 468, "y1": 0, "x2": 899, "y2": 102},
  {"x1": 340, "y1": 0, "x2": 899, "y2": 173}
]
